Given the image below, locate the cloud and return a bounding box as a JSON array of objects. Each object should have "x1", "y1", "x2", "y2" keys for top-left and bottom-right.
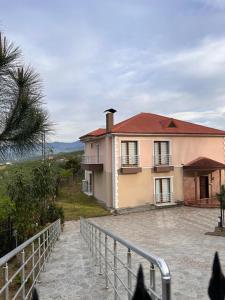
[{"x1": 2, "y1": 0, "x2": 225, "y2": 141}]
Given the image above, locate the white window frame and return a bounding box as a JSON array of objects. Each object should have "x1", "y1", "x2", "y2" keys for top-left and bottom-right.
[
  {"x1": 153, "y1": 176, "x2": 173, "y2": 204},
  {"x1": 153, "y1": 139, "x2": 172, "y2": 166},
  {"x1": 120, "y1": 140, "x2": 139, "y2": 167}
]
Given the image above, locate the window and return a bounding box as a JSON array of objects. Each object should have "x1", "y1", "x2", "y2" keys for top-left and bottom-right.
[
  {"x1": 121, "y1": 141, "x2": 138, "y2": 167},
  {"x1": 154, "y1": 141, "x2": 170, "y2": 165},
  {"x1": 155, "y1": 178, "x2": 171, "y2": 203}
]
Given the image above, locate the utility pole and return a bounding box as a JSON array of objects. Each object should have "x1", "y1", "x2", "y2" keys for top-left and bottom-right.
[{"x1": 42, "y1": 131, "x2": 46, "y2": 161}]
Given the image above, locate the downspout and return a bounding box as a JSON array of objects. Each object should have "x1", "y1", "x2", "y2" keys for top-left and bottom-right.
[{"x1": 112, "y1": 135, "x2": 116, "y2": 209}]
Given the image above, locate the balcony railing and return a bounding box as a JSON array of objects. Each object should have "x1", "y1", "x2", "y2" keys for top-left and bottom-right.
[
  {"x1": 155, "y1": 193, "x2": 173, "y2": 204},
  {"x1": 120, "y1": 155, "x2": 140, "y2": 168},
  {"x1": 82, "y1": 180, "x2": 93, "y2": 195},
  {"x1": 82, "y1": 155, "x2": 103, "y2": 164},
  {"x1": 153, "y1": 154, "x2": 172, "y2": 166}
]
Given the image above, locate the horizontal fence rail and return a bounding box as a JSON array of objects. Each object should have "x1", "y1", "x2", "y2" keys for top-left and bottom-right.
[
  {"x1": 80, "y1": 217, "x2": 171, "y2": 300},
  {"x1": 153, "y1": 155, "x2": 172, "y2": 166},
  {"x1": 120, "y1": 155, "x2": 140, "y2": 168},
  {"x1": 82, "y1": 155, "x2": 103, "y2": 164},
  {"x1": 0, "y1": 219, "x2": 61, "y2": 300}
]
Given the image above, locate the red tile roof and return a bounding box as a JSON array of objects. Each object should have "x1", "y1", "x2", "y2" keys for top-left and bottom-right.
[
  {"x1": 183, "y1": 157, "x2": 225, "y2": 170},
  {"x1": 80, "y1": 112, "x2": 225, "y2": 139}
]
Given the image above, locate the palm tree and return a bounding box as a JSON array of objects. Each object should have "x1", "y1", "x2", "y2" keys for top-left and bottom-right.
[{"x1": 0, "y1": 32, "x2": 50, "y2": 158}]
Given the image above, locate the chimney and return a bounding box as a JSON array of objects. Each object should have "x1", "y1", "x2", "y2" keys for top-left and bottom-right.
[{"x1": 104, "y1": 108, "x2": 117, "y2": 132}]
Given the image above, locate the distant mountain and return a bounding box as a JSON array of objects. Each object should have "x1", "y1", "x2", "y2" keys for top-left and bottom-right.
[
  {"x1": 0, "y1": 141, "x2": 84, "y2": 163},
  {"x1": 48, "y1": 141, "x2": 84, "y2": 154}
]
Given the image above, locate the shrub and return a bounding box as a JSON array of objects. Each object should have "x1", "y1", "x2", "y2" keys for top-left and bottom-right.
[{"x1": 47, "y1": 203, "x2": 64, "y2": 224}]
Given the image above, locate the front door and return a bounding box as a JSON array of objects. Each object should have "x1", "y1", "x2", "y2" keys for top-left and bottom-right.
[{"x1": 200, "y1": 176, "x2": 209, "y2": 199}]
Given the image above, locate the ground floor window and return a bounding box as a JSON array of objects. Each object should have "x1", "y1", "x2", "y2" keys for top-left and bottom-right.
[
  {"x1": 155, "y1": 177, "x2": 172, "y2": 203},
  {"x1": 82, "y1": 171, "x2": 93, "y2": 195}
]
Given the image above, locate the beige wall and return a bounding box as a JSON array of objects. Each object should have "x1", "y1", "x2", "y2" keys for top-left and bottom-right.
[
  {"x1": 117, "y1": 167, "x2": 184, "y2": 208},
  {"x1": 83, "y1": 134, "x2": 225, "y2": 209},
  {"x1": 116, "y1": 135, "x2": 225, "y2": 209}
]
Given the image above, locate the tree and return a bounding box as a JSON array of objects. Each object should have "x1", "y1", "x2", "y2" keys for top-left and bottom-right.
[
  {"x1": 65, "y1": 157, "x2": 82, "y2": 181},
  {"x1": 0, "y1": 32, "x2": 50, "y2": 158}
]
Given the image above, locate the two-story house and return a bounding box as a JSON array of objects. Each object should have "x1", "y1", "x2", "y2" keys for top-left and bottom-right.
[{"x1": 80, "y1": 109, "x2": 225, "y2": 210}]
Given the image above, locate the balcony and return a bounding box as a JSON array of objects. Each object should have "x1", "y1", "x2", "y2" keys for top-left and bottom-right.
[
  {"x1": 155, "y1": 193, "x2": 173, "y2": 204},
  {"x1": 120, "y1": 155, "x2": 142, "y2": 174},
  {"x1": 81, "y1": 155, "x2": 103, "y2": 171},
  {"x1": 153, "y1": 154, "x2": 174, "y2": 172},
  {"x1": 82, "y1": 180, "x2": 93, "y2": 196}
]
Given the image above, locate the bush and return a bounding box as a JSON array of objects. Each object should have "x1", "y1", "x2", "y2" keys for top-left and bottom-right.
[{"x1": 47, "y1": 203, "x2": 64, "y2": 224}]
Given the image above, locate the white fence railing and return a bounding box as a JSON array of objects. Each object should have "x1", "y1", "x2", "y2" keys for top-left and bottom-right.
[
  {"x1": 0, "y1": 219, "x2": 61, "y2": 300},
  {"x1": 80, "y1": 217, "x2": 171, "y2": 300},
  {"x1": 120, "y1": 155, "x2": 140, "y2": 168},
  {"x1": 153, "y1": 155, "x2": 172, "y2": 166},
  {"x1": 82, "y1": 155, "x2": 103, "y2": 164}
]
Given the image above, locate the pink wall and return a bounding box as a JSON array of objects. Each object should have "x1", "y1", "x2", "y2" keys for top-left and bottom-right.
[{"x1": 116, "y1": 136, "x2": 225, "y2": 167}]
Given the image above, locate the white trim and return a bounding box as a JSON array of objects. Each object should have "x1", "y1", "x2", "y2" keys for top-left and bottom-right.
[
  {"x1": 111, "y1": 133, "x2": 225, "y2": 137},
  {"x1": 112, "y1": 136, "x2": 116, "y2": 209}
]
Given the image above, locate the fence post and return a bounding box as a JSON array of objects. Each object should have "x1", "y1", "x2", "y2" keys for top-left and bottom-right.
[
  {"x1": 46, "y1": 230, "x2": 49, "y2": 261},
  {"x1": 21, "y1": 250, "x2": 25, "y2": 299},
  {"x1": 32, "y1": 242, "x2": 35, "y2": 282},
  {"x1": 3, "y1": 263, "x2": 9, "y2": 300},
  {"x1": 95, "y1": 227, "x2": 97, "y2": 265},
  {"x1": 99, "y1": 231, "x2": 102, "y2": 275},
  {"x1": 43, "y1": 232, "x2": 46, "y2": 271},
  {"x1": 105, "y1": 234, "x2": 108, "y2": 289},
  {"x1": 38, "y1": 237, "x2": 41, "y2": 277},
  {"x1": 114, "y1": 240, "x2": 118, "y2": 300},
  {"x1": 150, "y1": 263, "x2": 156, "y2": 299},
  {"x1": 127, "y1": 248, "x2": 132, "y2": 300},
  {"x1": 162, "y1": 276, "x2": 171, "y2": 300}
]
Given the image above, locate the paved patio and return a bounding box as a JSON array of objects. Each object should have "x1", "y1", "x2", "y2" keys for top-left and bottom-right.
[
  {"x1": 92, "y1": 206, "x2": 225, "y2": 300},
  {"x1": 37, "y1": 206, "x2": 225, "y2": 300}
]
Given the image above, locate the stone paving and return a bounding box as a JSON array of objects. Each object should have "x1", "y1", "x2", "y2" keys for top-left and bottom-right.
[
  {"x1": 37, "y1": 221, "x2": 110, "y2": 300},
  {"x1": 92, "y1": 206, "x2": 225, "y2": 300},
  {"x1": 37, "y1": 207, "x2": 225, "y2": 300}
]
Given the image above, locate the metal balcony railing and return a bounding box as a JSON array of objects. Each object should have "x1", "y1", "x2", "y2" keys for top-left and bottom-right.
[
  {"x1": 155, "y1": 193, "x2": 173, "y2": 204},
  {"x1": 80, "y1": 217, "x2": 171, "y2": 300},
  {"x1": 82, "y1": 180, "x2": 93, "y2": 195},
  {"x1": 120, "y1": 155, "x2": 140, "y2": 168},
  {"x1": 0, "y1": 219, "x2": 61, "y2": 300},
  {"x1": 82, "y1": 155, "x2": 103, "y2": 164},
  {"x1": 153, "y1": 155, "x2": 172, "y2": 166}
]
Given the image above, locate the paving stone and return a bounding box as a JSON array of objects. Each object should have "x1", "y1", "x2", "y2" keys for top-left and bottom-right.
[{"x1": 37, "y1": 207, "x2": 225, "y2": 300}]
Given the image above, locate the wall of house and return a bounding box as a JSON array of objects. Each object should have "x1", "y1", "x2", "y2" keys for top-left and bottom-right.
[
  {"x1": 84, "y1": 136, "x2": 113, "y2": 207},
  {"x1": 115, "y1": 135, "x2": 225, "y2": 208},
  {"x1": 117, "y1": 167, "x2": 183, "y2": 208}
]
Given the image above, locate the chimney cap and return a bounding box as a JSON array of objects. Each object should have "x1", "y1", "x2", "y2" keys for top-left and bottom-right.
[{"x1": 104, "y1": 108, "x2": 117, "y2": 114}]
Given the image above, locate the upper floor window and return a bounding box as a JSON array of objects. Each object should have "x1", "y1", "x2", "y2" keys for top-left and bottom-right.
[
  {"x1": 154, "y1": 141, "x2": 170, "y2": 165},
  {"x1": 121, "y1": 141, "x2": 138, "y2": 167}
]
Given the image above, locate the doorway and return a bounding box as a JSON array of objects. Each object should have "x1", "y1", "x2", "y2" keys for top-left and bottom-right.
[{"x1": 199, "y1": 176, "x2": 209, "y2": 199}]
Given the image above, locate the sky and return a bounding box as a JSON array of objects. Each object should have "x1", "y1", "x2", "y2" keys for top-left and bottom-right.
[{"x1": 1, "y1": 0, "x2": 225, "y2": 142}]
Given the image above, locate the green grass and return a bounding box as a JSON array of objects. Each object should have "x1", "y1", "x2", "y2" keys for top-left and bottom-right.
[{"x1": 56, "y1": 182, "x2": 111, "y2": 221}]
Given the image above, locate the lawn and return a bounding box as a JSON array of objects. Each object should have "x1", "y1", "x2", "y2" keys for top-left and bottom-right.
[{"x1": 56, "y1": 181, "x2": 111, "y2": 221}]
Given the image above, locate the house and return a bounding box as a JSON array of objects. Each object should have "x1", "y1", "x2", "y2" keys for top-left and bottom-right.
[{"x1": 80, "y1": 109, "x2": 225, "y2": 209}]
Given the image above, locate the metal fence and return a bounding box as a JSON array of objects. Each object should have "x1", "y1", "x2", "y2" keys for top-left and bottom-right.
[
  {"x1": 80, "y1": 217, "x2": 171, "y2": 300},
  {"x1": 0, "y1": 219, "x2": 61, "y2": 300}
]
